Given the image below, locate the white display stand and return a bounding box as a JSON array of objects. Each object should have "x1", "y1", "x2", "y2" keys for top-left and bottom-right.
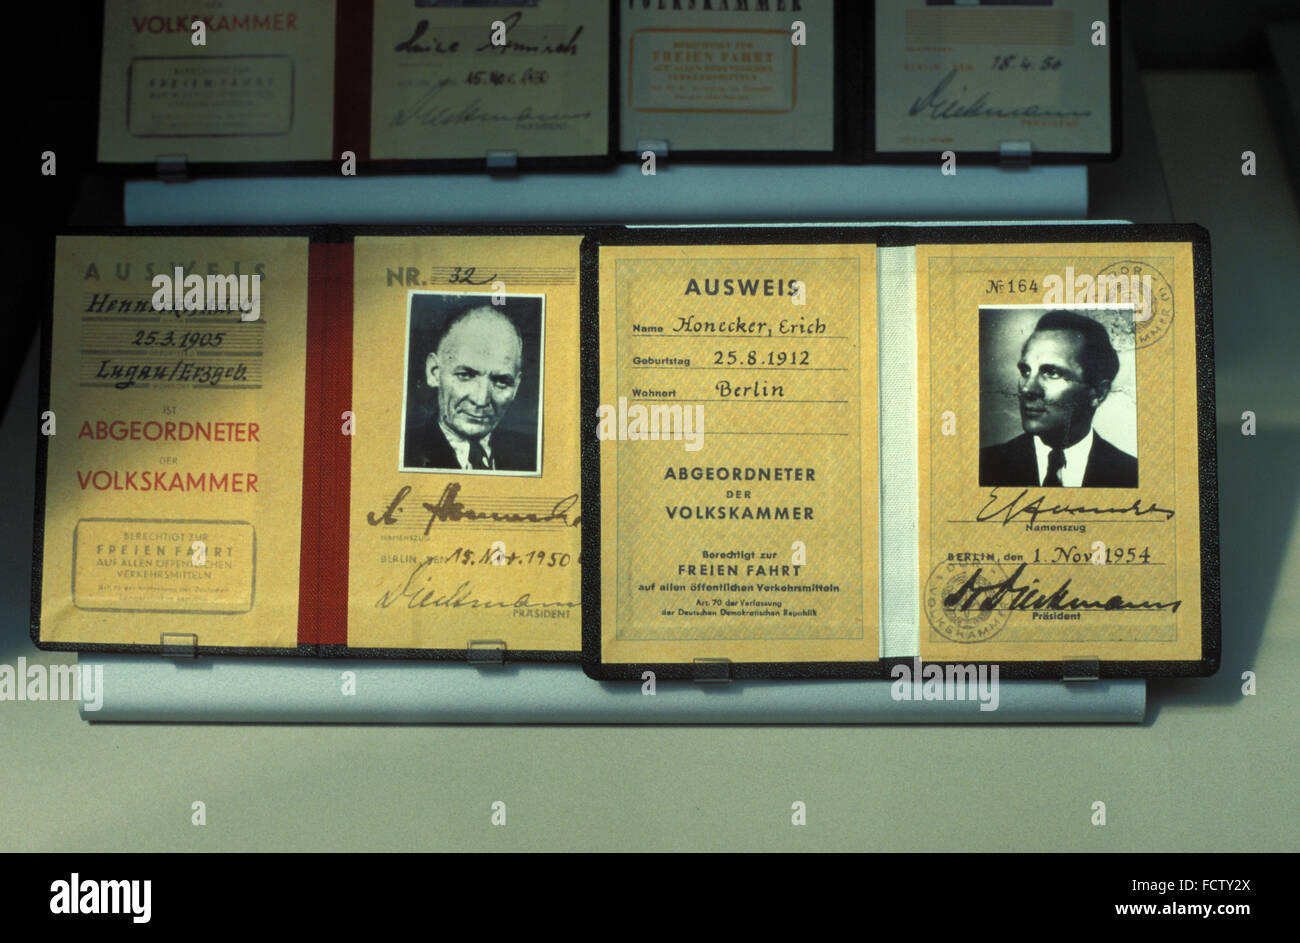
[
  {"x1": 79, "y1": 656, "x2": 1145, "y2": 724},
  {"x1": 124, "y1": 163, "x2": 1088, "y2": 225}
]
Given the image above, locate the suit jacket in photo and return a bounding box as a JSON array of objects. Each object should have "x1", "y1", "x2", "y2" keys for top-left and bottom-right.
[
  {"x1": 403, "y1": 416, "x2": 536, "y2": 473},
  {"x1": 979, "y1": 431, "x2": 1138, "y2": 488}
]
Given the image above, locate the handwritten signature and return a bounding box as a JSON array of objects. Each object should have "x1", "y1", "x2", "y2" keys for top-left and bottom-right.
[
  {"x1": 945, "y1": 563, "x2": 1181, "y2": 614},
  {"x1": 976, "y1": 490, "x2": 1175, "y2": 526},
  {"x1": 389, "y1": 84, "x2": 593, "y2": 129},
  {"x1": 375, "y1": 562, "x2": 581, "y2": 612},
  {"x1": 395, "y1": 11, "x2": 583, "y2": 57},
  {"x1": 367, "y1": 483, "x2": 581, "y2": 535},
  {"x1": 908, "y1": 69, "x2": 1093, "y2": 120},
  {"x1": 475, "y1": 11, "x2": 583, "y2": 56}
]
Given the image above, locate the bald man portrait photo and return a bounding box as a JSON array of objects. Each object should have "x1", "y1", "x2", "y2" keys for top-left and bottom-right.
[
  {"x1": 979, "y1": 309, "x2": 1138, "y2": 489},
  {"x1": 401, "y1": 294, "x2": 542, "y2": 475}
]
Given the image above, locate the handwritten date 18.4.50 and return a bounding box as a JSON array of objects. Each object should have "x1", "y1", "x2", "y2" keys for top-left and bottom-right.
[{"x1": 449, "y1": 546, "x2": 575, "y2": 567}]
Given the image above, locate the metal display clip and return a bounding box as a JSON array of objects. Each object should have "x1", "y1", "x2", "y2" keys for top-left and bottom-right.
[
  {"x1": 636, "y1": 139, "x2": 669, "y2": 167},
  {"x1": 467, "y1": 639, "x2": 507, "y2": 666},
  {"x1": 692, "y1": 657, "x2": 732, "y2": 684},
  {"x1": 155, "y1": 155, "x2": 190, "y2": 183},
  {"x1": 485, "y1": 150, "x2": 519, "y2": 173},
  {"x1": 160, "y1": 633, "x2": 198, "y2": 658},
  {"x1": 1062, "y1": 656, "x2": 1101, "y2": 682},
  {"x1": 998, "y1": 140, "x2": 1033, "y2": 170}
]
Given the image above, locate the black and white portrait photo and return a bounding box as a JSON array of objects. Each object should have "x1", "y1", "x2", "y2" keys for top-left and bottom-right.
[
  {"x1": 978, "y1": 307, "x2": 1138, "y2": 489},
  {"x1": 399, "y1": 292, "x2": 544, "y2": 476}
]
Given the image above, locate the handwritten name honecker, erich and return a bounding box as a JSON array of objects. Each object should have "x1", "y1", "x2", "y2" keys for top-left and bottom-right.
[
  {"x1": 151, "y1": 267, "x2": 261, "y2": 321},
  {"x1": 596, "y1": 397, "x2": 704, "y2": 452},
  {"x1": 1042, "y1": 267, "x2": 1152, "y2": 320}
]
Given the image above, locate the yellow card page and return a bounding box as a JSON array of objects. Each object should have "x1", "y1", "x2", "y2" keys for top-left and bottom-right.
[
  {"x1": 619, "y1": 0, "x2": 836, "y2": 153},
  {"x1": 40, "y1": 236, "x2": 309, "y2": 648},
  {"x1": 370, "y1": 0, "x2": 610, "y2": 160},
  {"x1": 917, "y1": 242, "x2": 1203, "y2": 662},
  {"x1": 874, "y1": 0, "x2": 1112, "y2": 155},
  {"x1": 97, "y1": 0, "x2": 336, "y2": 163},
  {"x1": 597, "y1": 243, "x2": 879, "y2": 665},
  {"x1": 346, "y1": 236, "x2": 582, "y2": 653}
]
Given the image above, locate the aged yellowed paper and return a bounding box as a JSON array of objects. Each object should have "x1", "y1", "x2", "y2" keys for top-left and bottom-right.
[
  {"x1": 40, "y1": 236, "x2": 309, "y2": 648},
  {"x1": 619, "y1": 0, "x2": 835, "y2": 152},
  {"x1": 597, "y1": 243, "x2": 879, "y2": 665},
  {"x1": 346, "y1": 235, "x2": 582, "y2": 652},
  {"x1": 370, "y1": 0, "x2": 609, "y2": 160},
  {"x1": 917, "y1": 241, "x2": 1202, "y2": 662},
  {"x1": 97, "y1": 0, "x2": 336, "y2": 163},
  {"x1": 874, "y1": 0, "x2": 1112, "y2": 155}
]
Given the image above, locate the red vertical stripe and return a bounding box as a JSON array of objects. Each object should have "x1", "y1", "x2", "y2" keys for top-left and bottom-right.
[
  {"x1": 332, "y1": 0, "x2": 374, "y2": 163},
  {"x1": 319, "y1": 243, "x2": 354, "y2": 645},
  {"x1": 299, "y1": 242, "x2": 354, "y2": 647},
  {"x1": 297, "y1": 245, "x2": 326, "y2": 646}
]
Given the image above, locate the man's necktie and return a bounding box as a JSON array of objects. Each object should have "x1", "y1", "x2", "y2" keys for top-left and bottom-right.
[
  {"x1": 1044, "y1": 448, "x2": 1066, "y2": 486},
  {"x1": 467, "y1": 438, "x2": 491, "y2": 471}
]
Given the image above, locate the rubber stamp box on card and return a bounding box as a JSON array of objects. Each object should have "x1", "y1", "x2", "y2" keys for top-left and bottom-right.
[{"x1": 618, "y1": 0, "x2": 852, "y2": 161}]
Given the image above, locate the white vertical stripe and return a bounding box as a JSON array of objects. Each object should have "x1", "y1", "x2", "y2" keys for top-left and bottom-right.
[{"x1": 877, "y1": 247, "x2": 920, "y2": 658}]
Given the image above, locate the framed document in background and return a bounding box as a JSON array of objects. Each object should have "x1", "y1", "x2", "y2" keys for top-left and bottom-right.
[
  {"x1": 96, "y1": 0, "x2": 338, "y2": 168},
  {"x1": 872, "y1": 0, "x2": 1119, "y2": 162},
  {"x1": 95, "y1": 0, "x2": 617, "y2": 175},
  {"x1": 368, "y1": 0, "x2": 615, "y2": 168},
  {"x1": 618, "y1": 0, "x2": 857, "y2": 161}
]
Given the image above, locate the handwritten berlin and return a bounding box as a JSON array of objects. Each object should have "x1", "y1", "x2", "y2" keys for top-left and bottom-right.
[
  {"x1": 890, "y1": 657, "x2": 1000, "y2": 712},
  {"x1": 596, "y1": 397, "x2": 704, "y2": 452},
  {"x1": 151, "y1": 268, "x2": 261, "y2": 321}
]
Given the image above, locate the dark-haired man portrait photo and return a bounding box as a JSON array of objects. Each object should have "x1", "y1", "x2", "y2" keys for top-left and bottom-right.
[
  {"x1": 400, "y1": 294, "x2": 543, "y2": 475},
  {"x1": 979, "y1": 309, "x2": 1138, "y2": 488}
]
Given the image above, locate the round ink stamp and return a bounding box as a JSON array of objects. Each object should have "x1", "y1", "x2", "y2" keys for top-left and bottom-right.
[
  {"x1": 1093, "y1": 260, "x2": 1174, "y2": 350},
  {"x1": 924, "y1": 560, "x2": 1012, "y2": 644}
]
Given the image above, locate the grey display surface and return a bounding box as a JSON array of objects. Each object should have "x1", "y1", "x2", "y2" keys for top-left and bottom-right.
[{"x1": 76, "y1": 656, "x2": 1145, "y2": 724}]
